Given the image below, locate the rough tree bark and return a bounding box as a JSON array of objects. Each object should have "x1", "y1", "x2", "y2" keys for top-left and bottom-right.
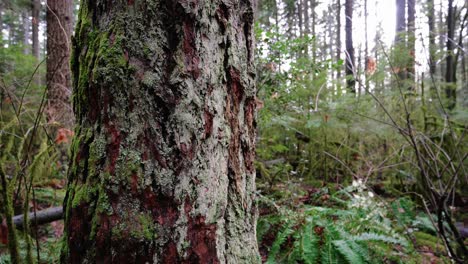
[
  {"x1": 61, "y1": 0, "x2": 259, "y2": 263},
  {"x1": 345, "y1": 0, "x2": 355, "y2": 93},
  {"x1": 32, "y1": 0, "x2": 40, "y2": 58},
  {"x1": 45, "y1": 0, "x2": 74, "y2": 128}
]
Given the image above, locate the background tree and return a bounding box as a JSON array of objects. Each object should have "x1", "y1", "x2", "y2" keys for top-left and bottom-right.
[
  {"x1": 45, "y1": 0, "x2": 74, "y2": 128},
  {"x1": 345, "y1": 0, "x2": 355, "y2": 92},
  {"x1": 407, "y1": 0, "x2": 415, "y2": 89},
  {"x1": 395, "y1": 0, "x2": 407, "y2": 81},
  {"x1": 61, "y1": 0, "x2": 259, "y2": 262},
  {"x1": 445, "y1": 0, "x2": 456, "y2": 110},
  {"x1": 31, "y1": 0, "x2": 40, "y2": 59}
]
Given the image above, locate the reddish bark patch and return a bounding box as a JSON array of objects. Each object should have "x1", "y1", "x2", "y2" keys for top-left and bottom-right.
[
  {"x1": 68, "y1": 203, "x2": 91, "y2": 263},
  {"x1": 140, "y1": 131, "x2": 168, "y2": 168},
  {"x1": 225, "y1": 67, "x2": 244, "y2": 193},
  {"x1": 105, "y1": 123, "x2": 121, "y2": 174},
  {"x1": 0, "y1": 220, "x2": 7, "y2": 244},
  {"x1": 228, "y1": 67, "x2": 243, "y2": 106},
  {"x1": 203, "y1": 108, "x2": 214, "y2": 138},
  {"x1": 184, "y1": 198, "x2": 219, "y2": 263},
  {"x1": 142, "y1": 188, "x2": 178, "y2": 226},
  {"x1": 186, "y1": 215, "x2": 219, "y2": 263},
  {"x1": 162, "y1": 241, "x2": 179, "y2": 264},
  {"x1": 182, "y1": 20, "x2": 200, "y2": 79},
  {"x1": 130, "y1": 172, "x2": 138, "y2": 193},
  {"x1": 87, "y1": 81, "x2": 100, "y2": 124},
  {"x1": 244, "y1": 97, "x2": 255, "y2": 138},
  {"x1": 242, "y1": 98, "x2": 255, "y2": 173}
]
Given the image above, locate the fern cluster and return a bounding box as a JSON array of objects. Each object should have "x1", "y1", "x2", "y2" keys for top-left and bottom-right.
[{"x1": 257, "y1": 187, "x2": 444, "y2": 264}]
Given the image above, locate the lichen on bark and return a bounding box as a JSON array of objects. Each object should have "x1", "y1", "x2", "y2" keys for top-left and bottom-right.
[{"x1": 62, "y1": 0, "x2": 259, "y2": 263}]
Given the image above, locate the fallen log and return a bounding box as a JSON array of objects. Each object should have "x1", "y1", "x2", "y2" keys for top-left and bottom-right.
[{"x1": 12, "y1": 206, "x2": 63, "y2": 229}]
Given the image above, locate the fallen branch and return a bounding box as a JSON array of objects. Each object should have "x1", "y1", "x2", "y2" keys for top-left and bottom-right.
[{"x1": 13, "y1": 206, "x2": 63, "y2": 229}]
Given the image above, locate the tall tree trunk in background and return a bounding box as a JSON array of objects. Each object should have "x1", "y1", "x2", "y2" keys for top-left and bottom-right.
[
  {"x1": 395, "y1": 0, "x2": 406, "y2": 43},
  {"x1": 438, "y1": 1, "x2": 445, "y2": 77},
  {"x1": 311, "y1": 0, "x2": 316, "y2": 63},
  {"x1": 427, "y1": 0, "x2": 436, "y2": 79},
  {"x1": 345, "y1": 0, "x2": 355, "y2": 93},
  {"x1": 298, "y1": 0, "x2": 303, "y2": 39},
  {"x1": 395, "y1": 0, "x2": 407, "y2": 81},
  {"x1": 61, "y1": 0, "x2": 259, "y2": 263},
  {"x1": 407, "y1": 0, "x2": 415, "y2": 90},
  {"x1": 32, "y1": 0, "x2": 40, "y2": 58},
  {"x1": 0, "y1": 2, "x2": 3, "y2": 43},
  {"x1": 45, "y1": 0, "x2": 74, "y2": 128},
  {"x1": 304, "y1": 0, "x2": 310, "y2": 56},
  {"x1": 336, "y1": 0, "x2": 342, "y2": 94},
  {"x1": 21, "y1": 11, "x2": 30, "y2": 54},
  {"x1": 445, "y1": 0, "x2": 456, "y2": 110},
  {"x1": 364, "y1": 0, "x2": 369, "y2": 91}
]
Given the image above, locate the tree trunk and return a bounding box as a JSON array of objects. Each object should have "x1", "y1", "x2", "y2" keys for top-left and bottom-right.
[
  {"x1": 32, "y1": 0, "x2": 40, "y2": 58},
  {"x1": 45, "y1": 0, "x2": 74, "y2": 128},
  {"x1": 395, "y1": 0, "x2": 406, "y2": 44},
  {"x1": 311, "y1": 0, "x2": 316, "y2": 63},
  {"x1": 0, "y1": 2, "x2": 3, "y2": 42},
  {"x1": 336, "y1": 0, "x2": 342, "y2": 94},
  {"x1": 407, "y1": 0, "x2": 415, "y2": 89},
  {"x1": 298, "y1": 0, "x2": 303, "y2": 39},
  {"x1": 445, "y1": 0, "x2": 456, "y2": 110},
  {"x1": 61, "y1": 1, "x2": 259, "y2": 263},
  {"x1": 304, "y1": 0, "x2": 310, "y2": 56},
  {"x1": 427, "y1": 0, "x2": 436, "y2": 78},
  {"x1": 395, "y1": 0, "x2": 407, "y2": 81},
  {"x1": 345, "y1": 0, "x2": 355, "y2": 93},
  {"x1": 364, "y1": 0, "x2": 369, "y2": 91},
  {"x1": 22, "y1": 11, "x2": 30, "y2": 54}
]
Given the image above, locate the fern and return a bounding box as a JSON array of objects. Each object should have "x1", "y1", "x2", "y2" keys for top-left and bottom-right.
[
  {"x1": 353, "y1": 232, "x2": 408, "y2": 246},
  {"x1": 333, "y1": 240, "x2": 366, "y2": 264},
  {"x1": 266, "y1": 220, "x2": 295, "y2": 264},
  {"x1": 300, "y1": 220, "x2": 319, "y2": 264}
]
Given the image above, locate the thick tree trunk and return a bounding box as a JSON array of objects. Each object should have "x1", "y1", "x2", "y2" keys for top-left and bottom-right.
[
  {"x1": 32, "y1": 0, "x2": 40, "y2": 58},
  {"x1": 445, "y1": 0, "x2": 456, "y2": 110},
  {"x1": 62, "y1": 1, "x2": 259, "y2": 263},
  {"x1": 45, "y1": 0, "x2": 74, "y2": 128},
  {"x1": 345, "y1": 0, "x2": 355, "y2": 93}
]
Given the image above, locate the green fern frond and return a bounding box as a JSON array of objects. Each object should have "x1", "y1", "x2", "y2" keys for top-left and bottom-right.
[
  {"x1": 266, "y1": 220, "x2": 295, "y2": 264},
  {"x1": 300, "y1": 221, "x2": 319, "y2": 264},
  {"x1": 333, "y1": 240, "x2": 366, "y2": 264},
  {"x1": 353, "y1": 232, "x2": 408, "y2": 246}
]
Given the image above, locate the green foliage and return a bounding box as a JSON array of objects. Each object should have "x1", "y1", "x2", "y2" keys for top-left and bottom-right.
[
  {"x1": 256, "y1": 184, "x2": 444, "y2": 263},
  {"x1": 0, "y1": 42, "x2": 65, "y2": 263}
]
